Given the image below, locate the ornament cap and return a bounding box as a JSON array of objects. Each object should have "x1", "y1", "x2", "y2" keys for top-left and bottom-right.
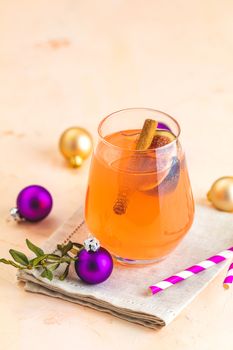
[
  {"x1": 69, "y1": 155, "x2": 83, "y2": 168},
  {"x1": 10, "y1": 207, "x2": 25, "y2": 222},
  {"x1": 84, "y1": 237, "x2": 100, "y2": 252}
]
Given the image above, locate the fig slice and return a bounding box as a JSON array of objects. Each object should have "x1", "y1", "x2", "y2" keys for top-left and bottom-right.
[{"x1": 149, "y1": 130, "x2": 176, "y2": 149}]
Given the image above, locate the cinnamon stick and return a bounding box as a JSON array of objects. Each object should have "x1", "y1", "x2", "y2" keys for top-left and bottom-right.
[
  {"x1": 113, "y1": 119, "x2": 158, "y2": 215},
  {"x1": 136, "y1": 119, "x2": 158, "y2": 150}
]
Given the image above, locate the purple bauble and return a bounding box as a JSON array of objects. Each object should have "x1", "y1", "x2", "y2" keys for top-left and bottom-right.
[
  {"x1": 17, "y1": 185, "x2": 53, "y2": 222},
  {"x1": 75, "y1": 247, "x2": 113, "y2": 284},
  {"x1": 157, "y1": 122, "x2": 171, "y2": 131}
]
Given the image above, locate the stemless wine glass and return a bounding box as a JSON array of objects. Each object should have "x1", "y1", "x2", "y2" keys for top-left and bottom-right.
[{"x1": 85, "y1": 108, "x2": 194, "y2": 264}]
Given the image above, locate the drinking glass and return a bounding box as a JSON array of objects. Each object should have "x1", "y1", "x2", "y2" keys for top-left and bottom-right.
[{"x1": 85, "y1": 108, "x2": 194, "y2": 264}]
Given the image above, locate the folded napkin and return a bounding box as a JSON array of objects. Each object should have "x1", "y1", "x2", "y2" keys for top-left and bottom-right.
[{"x1": 18, "y1": 205, "x2": 233, "y2": 329}]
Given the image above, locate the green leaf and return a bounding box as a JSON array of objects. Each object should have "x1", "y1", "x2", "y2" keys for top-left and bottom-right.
[
  {"x1": 62, "y1": 241, "x2": 73, "y2": 256},
  {"x1": 48, "y1": 263, "x2": 59, "y2": 271},
  {"x1": 57, "y1": 244, "x2": 63, "y2": 251},
  {"x1": 30, "y1": 255, "x2": 47, "y2": 267},
  {"x1": 9, "y1": 249, "x2": 29, "y2": 266},
  {"x1": 9, "y1": 261, "x2": 26, "y2": 269},
  {"x1": 0, "y1": 258, "x2": 11, "y2": 265},
  {"x1": 41, "y1": 268, "x2": 53, "y2": 281},
  {"x1": 46, "y1": 254, "x2": 61, "y2": 261},
  {"x1": 26, "y1": 239, "x2": 44, "y2": 257},
  {"x1": 60, "y1": 256, "x2": 73, "y2": 263},
  {"x1": 57, "y1": 241, "x2": 73, "y2": 256},
  {"x1": 0, "y1": 258, "x2": 26, "y2": 269},
  {"x1": 59, "y1": 264, "x2": 70, "y2": 281}
]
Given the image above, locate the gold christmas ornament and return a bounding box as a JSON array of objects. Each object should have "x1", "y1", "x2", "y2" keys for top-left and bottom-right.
[
  {"x1": 59, "y1": 127, "x2": 93, "y2": 168},
  {"x1": 207, "y1": 177, "x2": 233, "y2": 212}
]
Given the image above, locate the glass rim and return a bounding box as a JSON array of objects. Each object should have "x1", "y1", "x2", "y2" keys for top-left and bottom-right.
[{"x1": 98, "y1": 107, "x2": 181, "y2": 153}]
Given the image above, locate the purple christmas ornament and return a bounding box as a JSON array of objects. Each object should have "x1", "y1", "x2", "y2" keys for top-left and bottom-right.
[
  {"x1": 10, "y1": 185, "x2": 53, "y2": 222},
  {"x1": 75, "y1": 238, "x2": 113, "y2": 284},
  {"x1": 157, "y1": 122, "x2": 171, "y2": 131}
]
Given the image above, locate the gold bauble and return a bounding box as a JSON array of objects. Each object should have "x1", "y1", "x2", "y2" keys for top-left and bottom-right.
[
  {"x1": 59, "y1": 127, "x2": 93, "y2": 168},
  {"x1": 207, "y1": 176, "x2": 233, "y2": 212}
]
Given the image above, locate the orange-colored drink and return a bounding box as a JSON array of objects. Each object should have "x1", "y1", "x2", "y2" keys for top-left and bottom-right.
[{"x1": 85, "y1": 109, "x2": 194, "y2": 264}]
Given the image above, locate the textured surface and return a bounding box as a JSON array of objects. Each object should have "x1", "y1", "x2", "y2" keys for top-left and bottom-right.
[
  {"x1": 18, "y1": 205, "x2": 233, "y2": 329},
  {"x1": 1, "y1": 0, "x2": 233, "y2": 349}
]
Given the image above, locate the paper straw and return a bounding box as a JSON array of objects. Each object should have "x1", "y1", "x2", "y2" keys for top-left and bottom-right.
[
  {"x1": 149, "y1": 247, "x2": 233, "y2": 295},
  {"x1": 223, "y1": 261, "x2": 233, "y2": 289}
]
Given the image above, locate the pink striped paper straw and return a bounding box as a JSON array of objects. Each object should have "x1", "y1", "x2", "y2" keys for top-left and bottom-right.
[
  {"x1": 223, "y1": 261, "x2": 233, "y2": 289},
  {"x1": 149, "y1": 247, "x2": 233, "y2": 295}
]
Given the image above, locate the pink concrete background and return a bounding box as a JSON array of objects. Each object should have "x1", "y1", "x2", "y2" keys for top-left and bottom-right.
[{"x1": 0, "y1": 1, "x2": 232, "y2": 349}]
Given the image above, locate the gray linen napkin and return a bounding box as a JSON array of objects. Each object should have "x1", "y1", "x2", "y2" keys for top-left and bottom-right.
[{"x1": 18, "y1": 205, "x2": 233, "y2": 329}]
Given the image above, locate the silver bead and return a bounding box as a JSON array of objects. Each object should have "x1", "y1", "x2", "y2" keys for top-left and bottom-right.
[
  {"x1": 84, "y1": 237, "x2": 100, "y2": 252},
  {"x1": 10, "y1": 207, "x2": 25, "y2": 222}
]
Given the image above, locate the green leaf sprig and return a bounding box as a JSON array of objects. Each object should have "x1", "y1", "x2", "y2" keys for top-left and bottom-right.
[{"x1": 0, "y1": 239, "x2": 83, "y2": 281}]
